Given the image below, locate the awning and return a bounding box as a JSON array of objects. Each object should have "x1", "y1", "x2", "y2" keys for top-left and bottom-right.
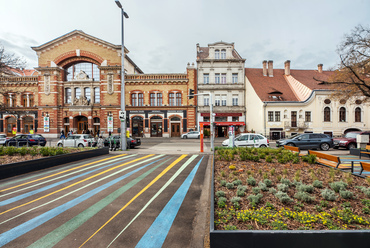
[{"x1": 199, "y1": 122, "x2": 245, "y2": 126}]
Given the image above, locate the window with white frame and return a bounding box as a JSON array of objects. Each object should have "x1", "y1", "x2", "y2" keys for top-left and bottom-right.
[
  {"x1": 232, "y1": 73, "x2": 238, "y2": 84},
  {"x1": 204, "y1": 96, "x2": 209, "y2": 106},
  {"x1": 268, "y1": 111, "x2": 274, "y2": 122},
  {"x1": 131, "y1": 93, "x2": 137, "y2": 106},
  {"x1": 221, "y1": 49, "x2": 226, "y2": 59},
  {"x1": 94, "y1": 87, "x2": 100, "y2": 103},
  {"x1": 150, "y1": 92, "x2": 162, "y2": 106},
  {"x1": 221, "y1": 94, "x2": 227, "y2": 106},
  {"x1": 221, "y1": 73, "x2": 226, "y2": 84},
  {"x1": 215, "y1": 73, "x2": 220, "y2": 84},
  {"x1": 169, "y1": 92, "x2": 182, "y2": 106},
  {"x1": 84, "y1": 87, "x2": 91, "y2": 102},
  {"x1": 138, "y1": 93, "x2": 143, "y2": 106},
  {"x1": 65, "y1": 88, "x2": 72, "y2": 103},
  {"x1": 203, "y1": 74, "x2": 209, "y2": 84},
  {"x1": 275, "y1": 111, "x2": 281, "y2": 122},
  {"x1": 215, "y1": 95, "x2": 221, "y2": 106},
  {"x1": 215, "y1": 50, "x2": 220, "y2": 59},
  {"x1": 232, "y1": 95, "x2": 238, "y2": 106},
  {"x1": 75, "y1": 87, "x2": 81, "y2": 99}
]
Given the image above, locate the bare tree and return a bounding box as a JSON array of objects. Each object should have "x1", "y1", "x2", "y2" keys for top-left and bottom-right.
[
  {"x1": 315, "y1": 25, "x2": 370, "y2": 100},
  {"x1": 0, "y1": 43, "x2": 27, "y2": 75}
]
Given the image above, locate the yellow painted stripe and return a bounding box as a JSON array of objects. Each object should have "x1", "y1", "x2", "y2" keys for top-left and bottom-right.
[
  {"x1": 79, "y1": 154, "x2": 187, "y2": 248},
  {"x1": 0, "y1": 154, "x2": 154, "y2": 216},
  {"x1": 0, "y1": 154, "x2": 127, "y2": 193}
]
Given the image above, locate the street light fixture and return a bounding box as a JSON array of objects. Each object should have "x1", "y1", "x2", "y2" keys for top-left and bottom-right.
[{"x1": 115, "y1": 0, "x2": 129, "y2": 150}]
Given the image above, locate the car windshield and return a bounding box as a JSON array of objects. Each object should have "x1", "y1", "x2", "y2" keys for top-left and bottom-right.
[
  {"x1": 288, "y1": 134, "x2": 300, "y2": 139},
  {"x1": 344, "y1": 132, "x2": 360, "y2": 139}
]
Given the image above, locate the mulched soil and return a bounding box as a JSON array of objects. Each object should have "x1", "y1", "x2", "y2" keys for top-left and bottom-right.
[
  {"x1": 214, "y1": 157, "x2": 370, "y2": 230},
  {"x1": 0, "y1": 154, "x2": 44, "y2": 165}
]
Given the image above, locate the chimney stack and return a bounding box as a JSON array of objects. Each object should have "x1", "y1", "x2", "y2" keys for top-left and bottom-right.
[
  {"x1": 196, "y1": 43, "x2": 200, "y2": 53},
  {"x1": 268, "y1": 60, "x2": 273, "y2": 77},
  {"x1": 284, "y1": 60, "x2": 291, "y2": 75},
  {"x1": 262, "y1": 60, "x2": 267, "y2": 76},
  {"x1": 318, "y1": 64, "x2": 323, "y2": 73}
]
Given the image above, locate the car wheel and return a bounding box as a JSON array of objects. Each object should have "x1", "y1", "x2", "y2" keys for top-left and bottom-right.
[
  {"x1": 286, "y1": 143, "x2": 295, "y2": 147},
  {"x1": 78, "y1": 143, "x2": 84, "y2": 148},
  {"x1": 260, "y1": 144, "x2": 267, "y2": 148},
  {"x1": 198, "y1": 135, "x2": 200, "y2": 139},
  {"x1": 184, "y1": 135, "x2": 187, "y2": 139},
  {"x1": 348, "y1": 143, "x2": 356, "y2": 150},
  {"x1": 320, "y1": 143, "x2": 330, "y2": 151},
  {"x1": 58, "y1": 143, "x2": 63, "y2": 147}
]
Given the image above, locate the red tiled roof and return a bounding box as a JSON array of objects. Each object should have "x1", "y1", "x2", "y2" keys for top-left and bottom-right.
[
  {"x1": 197, "y1": 47, "x2": 209, "y2": 60},
  {"x1": 8, "y1": 68, "x2": 37, "y2": 76},
  {"x1": 289, "y1": 69, "x2": 334, "y2": 90}
]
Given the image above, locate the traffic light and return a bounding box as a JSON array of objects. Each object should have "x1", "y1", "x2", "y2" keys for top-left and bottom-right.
[{"x1": 189, "y1": 89, "x2": 195, "y2": 99}]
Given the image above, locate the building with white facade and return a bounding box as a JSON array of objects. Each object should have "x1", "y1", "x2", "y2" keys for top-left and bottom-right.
[
  {"x1": 196, "y1": 42, "x2": 246, "y2": 137},
  {"x1": 245, "y1": 60, "x2": 369, "y2": 139}
]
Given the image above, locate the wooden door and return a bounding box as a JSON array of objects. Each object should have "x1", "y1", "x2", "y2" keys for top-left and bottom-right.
[{"x1": 171, "y1": 123, "x2": 180, "y2": 137}]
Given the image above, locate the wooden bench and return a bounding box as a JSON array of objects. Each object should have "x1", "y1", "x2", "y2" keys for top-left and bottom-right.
[
  {"x1": 284, "y1": 145, "x2": 304, "y2": 156},
  {"x1": 359, "y1": 161, "x2": 370, "y2": 177},
  {"x1": 308, "y1": 150, "x2": 351, "y2": 171},
  {"x1": 360, "y1": 145, "x2": 370, "y2": 159}
]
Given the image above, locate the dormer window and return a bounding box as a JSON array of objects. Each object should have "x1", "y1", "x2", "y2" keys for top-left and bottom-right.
[{"x1": 215, "y1": 50, "x2": 220, "y2": 59}]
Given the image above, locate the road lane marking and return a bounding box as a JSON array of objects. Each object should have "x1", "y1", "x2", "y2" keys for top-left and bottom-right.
[
  {"x1": 136, "y1": 156, "x2": 204, "y2": 248},
  {"x1": 0, "y1": 155, "x2": 166, "y2": 247},
  {"x1": 0, "y1": 154, "x2": 154, "y2": 216},
  {"x1": 0, "y1": 155, "x2": 138, "y2": 204},
  {"x1": 0, "y1": 154, "x2": 127, "y2": 193},
  {"x1": 107, "y1": 155, "x2": 199, "y2": 247},
  {"x1": 27, "y1": 157, "x2": 172, "y2": 248},
  {"x1": 79, "y1": 154, "x2": 188, "y2": 248}
]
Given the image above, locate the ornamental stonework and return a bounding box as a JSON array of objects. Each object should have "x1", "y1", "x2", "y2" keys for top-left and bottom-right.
[
  {"x1": 107, "y1": 74, "x2": 114, "y2": 95},
  {"x1": 44, "y1": 74, "x2": 50, "y2": 95}
]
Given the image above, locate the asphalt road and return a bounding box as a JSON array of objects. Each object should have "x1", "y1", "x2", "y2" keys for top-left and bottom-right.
[{"x1": 0, "y1": 153, "x2": 209, "y2": 248}]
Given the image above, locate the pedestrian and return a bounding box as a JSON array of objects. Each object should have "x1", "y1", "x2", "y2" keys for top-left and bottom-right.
[
  {"x1": 97, "y1": 130, "x2": 100, "y2": 137},
  {"x1": 60, "y1": 130, "x2": 65, "y2": 139},
  {"x1": 109, "y1": 131, "x2": 112, "y2": 137}
]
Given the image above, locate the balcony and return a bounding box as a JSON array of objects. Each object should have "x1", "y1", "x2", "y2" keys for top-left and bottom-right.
[
  {"x1": 198, "y1": 105, "x2": 245, "y2": 113},
  {"x1": 284, "y1": 120, "x2": 309, "y2": 131},
  {"x1": 198, "y1": 83, "x2": 244, "y2": 91}
]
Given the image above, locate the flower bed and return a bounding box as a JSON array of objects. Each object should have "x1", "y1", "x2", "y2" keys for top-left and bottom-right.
[{"x1": 214, "y1": 147, "x2": 370, "y2": 231}]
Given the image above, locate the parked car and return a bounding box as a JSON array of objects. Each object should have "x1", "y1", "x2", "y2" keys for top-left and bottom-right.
[
  {"x1": 104, "y1": 135, "x2": 141, "y2": 149},
  {"x1": 5, "y1": 134, "x2": 47, "y2": 147},
  {"x1": 57, "y1": 134, "x2": 93, "y2": 147},
  {"x1": 222, "y1": 133, "x2": 269, "y2": 148},
  {"x1": 181, "y1": 131, "x2": 200, "y2": 139},
  {"x1": 276, "y1": 133, "x2": 333, "y2": 151},
  {"x1": 0, "y1": 134, "x2": 9, "y2": 146},
  {"x1": 333, "y1": 131, "x2": 370, "y2": 149}
]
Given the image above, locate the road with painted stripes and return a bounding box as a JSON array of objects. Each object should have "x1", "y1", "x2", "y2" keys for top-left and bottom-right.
[{"x1": 0, "y1": 153, "x2": 209, "y2": 247}]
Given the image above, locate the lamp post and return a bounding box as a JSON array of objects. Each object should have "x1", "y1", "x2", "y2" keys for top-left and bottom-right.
[{"x1": 115, "y1": 0, "x2": 129, "y2": 150}]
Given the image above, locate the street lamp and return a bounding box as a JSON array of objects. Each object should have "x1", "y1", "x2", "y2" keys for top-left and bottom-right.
[{"x1": 115, "y1": 0, "x2": 129, "y2": 150}]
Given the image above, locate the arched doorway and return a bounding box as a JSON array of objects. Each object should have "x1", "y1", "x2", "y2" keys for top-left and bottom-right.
[
  {"x1": 344, "y1": 128, "x2": 361, "y2": 134},
  {"x1": 93, "y1": 117, "x2": 100, "y2": 136},
  {"x1": 63, "y1": 117, "x2": 70, "y2": 134},
  {"x1": 23, "y1": 116, "x2": 34, "y2": 134},
  {"x1": 132, "y1": 116, "x2": 143, "y2": 137},
  {"x1": 74, "y1": 116, "x2": 88, "y2": 134},
  {"x1": 150, "y1": 116, "x2": 163, "y2": 137},
  {"x1": 6, "y1": 117, "x2": 16, "y2": 136},
  {"x1": 170, "y1": 116, "x2": 181, "y2": 137}
]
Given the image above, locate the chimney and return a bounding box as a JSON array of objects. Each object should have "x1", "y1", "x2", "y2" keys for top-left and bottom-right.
[
  {"x1": 262, "y1": 60, "x2": 267, "y2": 76},
  {"x1": 268, "y1": 60, "x2": 273, "y2": 77},
  {"x1": 318, "y1": 64, "x2": 323, "y2": 73},
  {"x1": 284, "y1": 60, "x2": 291, "y2": 75},
  {"x1": 196, "y1": 43, "x2": 200, "y2": 53}
]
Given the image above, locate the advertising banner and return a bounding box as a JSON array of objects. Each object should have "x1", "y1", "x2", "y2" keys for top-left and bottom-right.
[
  {"x1": 44, "y1": 117, "x2": 50, "y2": 132},
  {"x1": 107, "y1": 116, "x2": 113, "y2": 132}
]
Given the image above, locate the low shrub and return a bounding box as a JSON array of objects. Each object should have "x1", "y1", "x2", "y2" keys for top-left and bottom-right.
[
  {"x1": 247, "y1": 193, "x2": 263, "y2": 206},
  {"x1": 297, "y1": 184, "x2": 314, "y2": 193},
  {"x1": 330, "y1": 181, "x2": 348, "y2": 193},
  {"x1": 321, "y1": 188, "x2": 338, "y2": 201},
  {"x1": 280, "y1": 178, "x2": 291, "y2": 186},
  {"x1": 247, "y1": 176, "x2": 256, "y2": 186},
  {"x1": 226, "y1": 183, "x2": 234, "y2": 189},
  {"x1": 220, "y1": 180, "x2": 227, "y2": 186},
  {"x1": 216, "y1": 191, "x2": 226, "y2": 198},
  {"x1": 263, "y1": 179, "x2": 272, "y2": 187},
  {"x1": 217, "y1": 197, "x2": 227, "y2": 208},
  {"x1": 339, "y1": 190, "x2": 354, "y2": 199},
  {"x1": 269, "y1": 188, "x2": 277, "y2": 194},
  {"x1": 258, "y1": 182, "x2": 268, "y2": 191},
  {"x1": 275, "y1": 191, "x2": 293, "y2": 204},
  {"x1": 277, "y1": 183, "x2": 289, "y2": 192},
  {"x1": 233, "y1": 179, "x2": 242, "y2": 186},
  {"x1": 252, "y1": 187, "x2": 261, "y2": 194},
  {"x1": 294, "y1": 191, "x2": 315, "y2": 202},
  {"x1": 313, "y1": 180, "x2": 323, "y2": 188}
]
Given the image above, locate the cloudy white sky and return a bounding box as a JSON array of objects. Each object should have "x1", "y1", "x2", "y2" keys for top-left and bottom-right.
[{"x1": 0, "y1": 0, "x2": 369, "y2": 73}]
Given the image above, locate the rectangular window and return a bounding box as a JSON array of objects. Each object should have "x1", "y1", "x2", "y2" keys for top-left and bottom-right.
[
  {"x1": 291, "y1": 111, "x2": 297, "y2": 127},
  {"x1": 150, "y1": 93, "x2": 156, "y2": 106},
  {"x1": 215, "y1": 73, "x2": 220, "y2": 84},
  {"x1": 84, "y1": 87, "x2": 91, "y2": 101},
  {"x1": 232, "y1": 116, "x2": 239, "y2": 122},
  {"x1": 275, "y1": 111, "x2": 280, "y2": 122},
  {"x1": 169, "y1": 93, "x2": 175, "y2": 106},
  {"x1": 203, "y1": 74, "x2": 209, "y2": 84},
  {"x1": 204, "y1": 97, "x2": 209, "y2": 106},
  {"x1": 157, "y1": 93, "x2": 162, "y2": 106},
  {"x1": 221, "y1": 50, "x2": 226, "y2": 59},
  {"x1": 268, "y1": 111, "x2": 274, "y2": 122},
  {"x1": 131, "y1": 93, "x2": 137, "y2": 106},
  {"x1": 94, "y1": 87, "x2": 100, "y2": 103},
  {"x1": 232, "y1": 73, "x2": 238, "y2": 84},
  {"x1": 138, "y1": 93, "x2": 144, "y2": 106},
  {"x1": 65, "y1": 88, "x2": 72, "y2": 103},
  {"x1": 176, "y1": 93, "x2": 181, "y2": 106},
  {"x1": 305, "y1": 111, "x2": 311, "y2": 122},
  {"x1": 215, "y1": 99, "x2": 220, "y2": 106},
  {"x1": 221, "y1": 73, "x2": 226, "y2": 84},
  {"x1": 221, "y1": 95, "x2": 227, "y2": 106},
  {"x1": 232, "y1": 96, "x2": 238, "y2": 106},
  {"x1": 75, "y1": 87, "x2": 81, "y2": 99}
]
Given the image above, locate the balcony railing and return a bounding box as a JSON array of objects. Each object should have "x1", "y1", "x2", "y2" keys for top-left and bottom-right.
[{"x1": 284, "y1": 120, "x2": 309, "y2": 130}]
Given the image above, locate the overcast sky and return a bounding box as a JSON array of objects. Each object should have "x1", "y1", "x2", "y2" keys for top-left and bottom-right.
[{"x1": 0, "y1": 0, "x2": 369, "y2": 73}]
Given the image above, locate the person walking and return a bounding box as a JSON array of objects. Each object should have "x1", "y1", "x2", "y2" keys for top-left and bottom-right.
[{"x1": 60, "y1": 130, "x2": 65, "y2": 139}]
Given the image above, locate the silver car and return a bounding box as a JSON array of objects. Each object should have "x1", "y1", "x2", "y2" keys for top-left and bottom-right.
[
  {"x1": 181, "y1": 131, "x2": 200, "y2": 139},
  {"x1": 222, "y1": 133, "x2": 269, "y2": 147},
  {"x1": 0, "y1": 134, "x2": 7, "y2": 145},
  {"x1": 57, "y1": 134, "x2": 93, "y2": 147}
]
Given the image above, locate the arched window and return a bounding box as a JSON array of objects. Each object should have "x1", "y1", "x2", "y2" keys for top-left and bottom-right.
[
  {"x1": 215, "y1": 49, "x2": 220, "y2": 59},
  {"x1": 66, "y1": 62, "x2": 100, "y2": 81},
  {"x1": 84, "y1": 87, "x2": 91, "y2": 101},
  {"x1": 221, "y1": 49, "x2": 226, "y2": 59},
  {"x1": 75, "y1": 87, "x2": 81, "y2": 99},
  {"x1": 339, "y1": 107, "x2": 346, "y2": 122},
  {"x1": 65, "y1": 88, "x2": 72, "y2": 103},
  {"x1": 29, "y1": 94, "x2": 34, "y2": 107},
  {"x1": 324, "y1": 107, "x2": 330, "y2": 122},
  {"x1": 169, "y1": 92, "x2": 182, "y2": 106},
  {"x1": 94, "y1": 87, "x2": 100, "y2": 103},
  {"x1": 355, "y1": 107, "x2": 361, "y2": 122}
]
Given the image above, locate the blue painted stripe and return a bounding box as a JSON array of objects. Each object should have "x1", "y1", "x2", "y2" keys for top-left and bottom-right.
[
  {"x1": 0, "y1": 157, "x2": 165, "y2": 246},
  {"x1": 0, "y1": 156, "x2": 133, "y2": 206},
  {"x1": 135, "y1": 156, "x2": 204, "y2": 248}
]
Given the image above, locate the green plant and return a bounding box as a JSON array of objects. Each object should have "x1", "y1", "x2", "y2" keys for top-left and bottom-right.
[
  {"x1": 339, "y1": 190, "x2": 354, "y2": 199},
  {"x1": 263, "y1": 179, "x2": 272, "y2": 187},
  {"x1": 226, "y1": 183, "x2": 234, "y2": 189},
  {"x1": 313, "y1": 180, "x2": 323, "y2": 188},
  {"x1": 297, "y1": 184, "x2": 314, "y2": 193},
  {"x1": 233, "y1": 179, "x2": 242, "y2": 186},
  {"x1": 269, "y1": 168, "x2": 275, "y2": 175},
  {"x1": 247, "y1": 176, "x2": 256, "y2": 186},
  {"x1": 277, "y1": 175, "x2": 282, "y2": 181},
  {"x1": 265, "y1": 201, "x2": 275, "y2": 210},
  {"x1": 315, "y1": 205, "x2": 323, "y2": 212},
  {"x1": 252, "y1": 187, "x2": 261, "y2": 194},
  {"x1": 275, "y1": 191, "x2": 293, "y2": 204},
  {"x1": 320, "y1": 200, "x2": 329, "y2": 208},
  {"x1": 216, "y1": 191, "x2": 226, "y2": 198},
  {"x1": 220, "y1": 171, "x2": 226, "y2": 177},
  {"x1": 217, "y1": 197, "x2": 227, "y2": 208},
  {"x1": 269, "y1": 188, "x2": 277, "y2": 194},
  {"x1": 237, "y1": 185, "x2": 247, "y2": 192},
  {"x1": 321, "y1": 188, "x2": 338, "y2": 201},
  {"x1": 225, "y1": 225, "x2": 237, "y2": 230},
  {"x1": 294, "y1": 191, "x2": 315, "y2": 202},
  {"x1": 283, "y1": 168, "x2": 288, "y2": 175},
  {"x1": 266, "y1": 155, "x2": 273, "y2": 163},
  {"x1": 231, "y1": 197, "x2": 241, "y2": 204},
  {"x1": 330, "y1": 181, "x2": 348, "y2": 193},
  {"x1": 280, "y1": 178, "x2": 291, "y2": 186},
  {"x1": 341, "y1": 202, "x2": 351, "y2": 208},
  {"x1": 247, "y1": 193, "x2": 263, "y2": 207},
  {"x1": 258, "y1": 182, "x2": 268, "y2": 191},
  {"x1": 237, "y1": 190, "x2": 245, "y2": 197},
  {"x1": 277, "y1": 183, "x2": 289, "y2": 192},
  {"x1": 5, "y1": 146, "x2": 17, "y2": 156},
  {"x1": 220, "y1": 180, "x2": 227, "y2": 186}
]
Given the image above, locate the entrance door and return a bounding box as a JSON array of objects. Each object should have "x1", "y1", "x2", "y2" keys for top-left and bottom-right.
[
  {"x1": 77, "y1": 121, "x2": 88, "y2": 134},
  {"x1": 6, "y1": 117, "x2": 16, "y2": 137},
  {"x1": 171, "y1": 123, "x2": 180, "y2": 137},
  {"x1": 132, "y1": 116, "x2": 144, "y2": 137},
  {"x1": 23, "y1": 117, "x2": 33, "y2": 134},
  {"x1": 150, "y1": 122, "x2": 163, "y2": 137}
]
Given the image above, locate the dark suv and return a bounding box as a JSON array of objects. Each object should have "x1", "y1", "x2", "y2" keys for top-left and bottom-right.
[
  {"x1": 276, "y1": 133, "x2": 333, "y2": 151},
  {"x1": 6, "y1": 134, "x2": 47, "y2": 147},
  {"x1": 333, "y1": 131, "x2": 370, "y2": 149}
]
